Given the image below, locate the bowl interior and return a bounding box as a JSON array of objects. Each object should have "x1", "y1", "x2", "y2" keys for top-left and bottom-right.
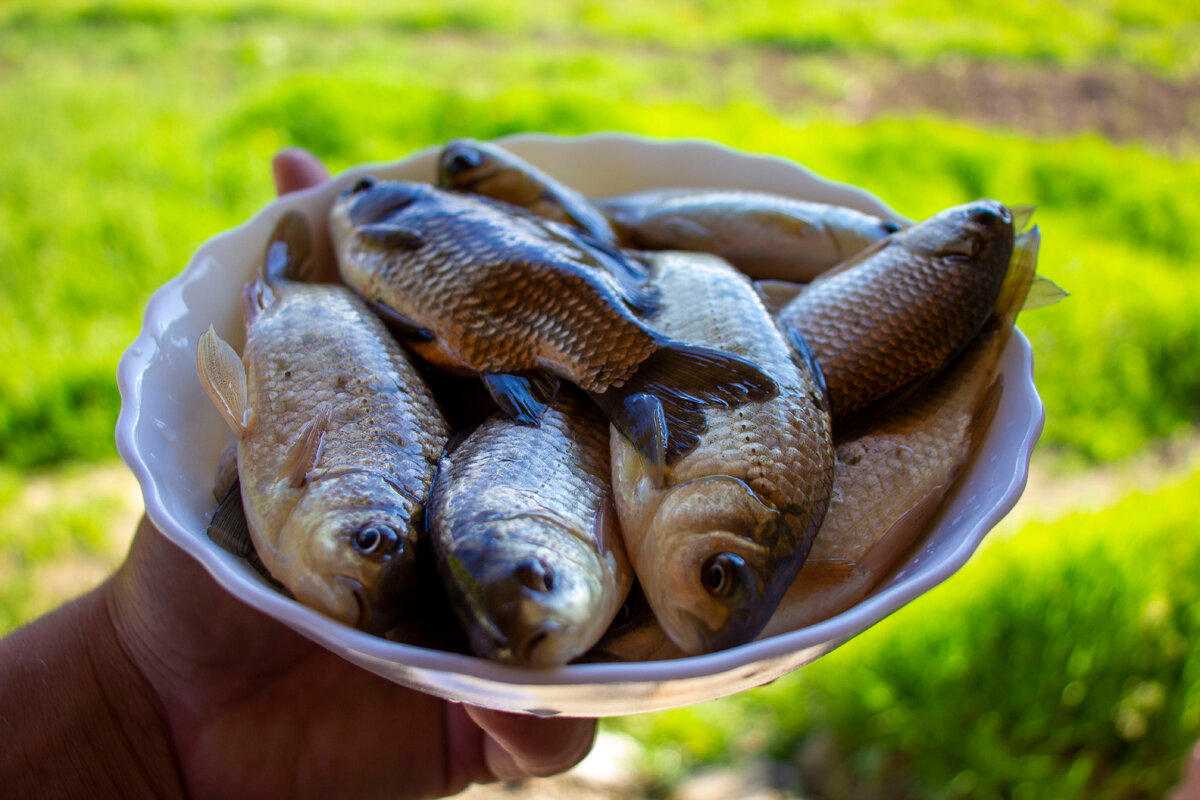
[{"x1": 116, "y1": 133, "x2": 1041, "y2": 716}]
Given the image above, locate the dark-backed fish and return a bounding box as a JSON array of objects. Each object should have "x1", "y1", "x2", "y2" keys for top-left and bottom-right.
[
  {"x1": 428, "y1": 389, "x2": 631, "y2": 667},
  {"x1": 777, "y1": 199, "x2": 1017, "y2": 419},
  {"x1": 591, "y1": 226, "x2": 1055, "y2": 661},
  {"x1": 597, "y1": 188, "x2": 901, "y2": 281},
  {"x1": 610, "y1": 251, "x2": 834, "y2": 655},
  {"x1": 437, "y1": 137, "x2": 618, "y2": 244},
  {"x1": 196, "y1": 212, "x2": 450, "y2": 632},
  {"x1": 330, "y1": 179, "x2": 777, "y2": 474}
]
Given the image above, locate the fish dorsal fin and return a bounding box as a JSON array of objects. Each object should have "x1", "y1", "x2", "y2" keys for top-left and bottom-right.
[
  {"x1": 549, "y1": 222, "x2": 660, "y2": 318},
  {"x1": 479, "y1": 371, "x2": 561, "y2": 426},
  {"x1": 196, "y1": 325, "x2": 249, "y2": 438},
  {"x1": 265, "y1": 211, "x2": 313, "y2": 284},
  {"x1": 754, "y1": 279, "x2": 807, "y2": 316},
  {"x1": 282, "y1": 402, "x2": 333, "y2": 488}
]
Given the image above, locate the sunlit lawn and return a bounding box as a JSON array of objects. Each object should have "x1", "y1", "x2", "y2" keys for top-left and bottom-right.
[{"x1": 3, "y1": 3, "x2": 1200, "y2": 797}]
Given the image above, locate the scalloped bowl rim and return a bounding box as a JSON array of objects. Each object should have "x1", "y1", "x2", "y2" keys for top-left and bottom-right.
[{"x1": 116, "y1": 132, "x2": 1042, "y2": 716}]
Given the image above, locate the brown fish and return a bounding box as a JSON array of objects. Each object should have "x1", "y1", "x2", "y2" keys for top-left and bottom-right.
[
  {"x1": 330, "y1": 179, "x2": 777, "y2": 474},
  {"x1": 610, "y1": 251, "x2": 834, "y2": 655},
  {"x1": 196, "y1": 212, "x2": 450, "y2": 632},
  {"x1": 590, "y1": 226, "x2": 1049, "y2": 662},
  {"x1": 428, "y1": 389, "x2": 631, "y2": 667},
  {"x1": 597, "y1": 188, "x2": 901, "y2": 281},
  {"x1": 437, "y1": 137, "x2": 618, "y2": 244},
  {"x1": 777, "y1": 199, "x2": 1016, "y2": 420}
]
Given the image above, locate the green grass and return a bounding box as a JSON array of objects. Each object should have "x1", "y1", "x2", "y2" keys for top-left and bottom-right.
[
  {"x1": 614, "y1": 462, "x2": 1200, "y2": 799},
  {"x1": 4, "y1": 0, "x2": 1198, "y2": 75},
  {"x1": 3, "y1": 33, "x2": 1199, "y2": 467}
]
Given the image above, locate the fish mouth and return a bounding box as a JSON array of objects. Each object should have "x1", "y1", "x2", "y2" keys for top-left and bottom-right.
[
  {"x1": 332, "y1": 575, "x2": 369, "y2": 629},
  {"x1": 512, "y1": 620, "x2": 568, "y2": 668}
]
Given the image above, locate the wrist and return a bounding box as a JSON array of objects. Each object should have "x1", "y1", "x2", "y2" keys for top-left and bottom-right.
[{"x1": 0, "y1": 580, "x2": 184, "y2": 799}]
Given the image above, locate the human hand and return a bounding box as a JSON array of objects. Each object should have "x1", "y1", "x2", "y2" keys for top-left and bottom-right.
[
  {"x1": 105, "y1": 516, "x2": 594, "y2": 799},
  {"x1": 0, "y1": 148, "x2": 594, "y2": 800}
]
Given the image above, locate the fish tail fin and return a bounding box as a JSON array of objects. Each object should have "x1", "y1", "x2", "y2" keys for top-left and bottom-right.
[
  {"x1": 590, "y1": 341, "x2": 777, "y2": 469},
  {"x1": 263, "y1": 210, "x2": 314, "y2": 285},
  {"x1": 994, "y1": 224, "x2": 1043, "y2": 329}
]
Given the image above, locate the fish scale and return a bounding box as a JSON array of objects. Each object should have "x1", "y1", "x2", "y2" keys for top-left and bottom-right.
[
  {"x1": 335, "y1": 185, "x2": 658, "y2": 390},
  {"x1": 429, "y1": 389, "x2": 631, "y2": 667},
  {"x1": 779, "y1": 200, "x2": 1015, "y2": 419},
  {"x1": 610, "y1": 251, "x2": 834, "y2": 654},
  {"x1": 198, "y1": 209, "x2": 451, "y2": 634}
]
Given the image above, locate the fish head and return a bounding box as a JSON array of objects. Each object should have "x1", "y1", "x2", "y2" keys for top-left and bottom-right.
[
  {"x1": 328, "y1": 177, "x2": 431, "y2": 243},
  {"x1": 636, "y1": 476, "x2": 783, "y2": 654},
  {"x1": 438, "y1": 138, "x2": 513, "y2": 191},
  {"x1": 444, "y1": 514, "x2": 609, "y2": 668},
  {"x1": 901, "y1": 199, "x2": 1014, "y2": 265},
  {"x1": 280, "y1": 495, "x2": 421, "y2": 634}
]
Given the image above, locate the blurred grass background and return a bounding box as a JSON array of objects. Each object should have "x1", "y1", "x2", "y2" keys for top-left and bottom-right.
[{"x1": 2, "y1": 2, "x2": 1199, "y2": 797}]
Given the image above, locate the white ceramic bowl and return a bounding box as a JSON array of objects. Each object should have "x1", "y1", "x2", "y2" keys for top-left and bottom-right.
[{"x1": 116, "y1": 133, "x2": 1043, "y2": 718}]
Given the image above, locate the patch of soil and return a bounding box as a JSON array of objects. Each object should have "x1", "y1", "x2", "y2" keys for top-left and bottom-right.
[{"x1": 759, "y1": 53, "x2": 1200, "y2": 149}]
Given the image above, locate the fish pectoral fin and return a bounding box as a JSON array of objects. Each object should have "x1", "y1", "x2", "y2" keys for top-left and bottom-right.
[
  {"x1": 797, "y1": 558, "x2": 863, "y2": 590},
  {"x1": 590, "y1": 341, "x2": 777, "y2": 463},
  {"x1": 662, "y1": 214, "x2": 715, "y2": 242},
  {"x1": 754, "y1": 279, "x2": 807, "y2": 317},
  {"x1": 622, "y1": 393, "x2": 668, "y2": 488},
  {"x1": 358, "y1": 223, "x2": 426, "y2": 250},
  {"x1": 782, "y1": 326, "x2": 830, "y2": 414},
  {"x1": 196, "y1": 325, "x2": 249, "y2": 437},
  {"x1": 367, "y1": 300, "x2": 435, "y2": 342},
  {"x1": 480, "y1": 371, "x2": 560, "y2": 426},
  {"x1": 282, "y1": 402, "x2": 333, "y2": 488},
  {"x1": 265, "y1": 211, "x2": 314, "y2": 284}
]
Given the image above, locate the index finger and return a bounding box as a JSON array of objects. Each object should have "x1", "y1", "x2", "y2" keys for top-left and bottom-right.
[{"x1": 273, "y1": 147, "x2": 331, "y2": 195}]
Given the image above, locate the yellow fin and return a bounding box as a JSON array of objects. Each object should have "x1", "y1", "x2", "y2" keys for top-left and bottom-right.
[
  {"x1": 282, "y1": 402, "x2": 333, "y2": 488},
  {"x1": 1010, "y1": 204, "x2": 1036, "y2": 232},
  {"x1": 196, "y1": 325, "x2": 248, "y2": 437},
  {"x1": 1022, "y1": 275, "x2": 1069, "y2": 310}
]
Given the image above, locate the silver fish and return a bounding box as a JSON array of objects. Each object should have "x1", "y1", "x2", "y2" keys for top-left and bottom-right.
[
  {"x1": 610, "y1": 251, "x2": 834, "y2": 655},
  {"x1": 598, "y1": 188, "x2": 901, "y2": 281},
  {"x1": 428, "y1": 389, "x2": 631, "y2": 667},
  {"x1": 196, "y1": 212, "x2": 449, "y2": 632}
]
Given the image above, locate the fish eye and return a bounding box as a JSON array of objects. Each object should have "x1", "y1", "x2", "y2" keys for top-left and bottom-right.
[
  {"x1": 351, "y1": 176, "x2": 376, "y2": 194},
  {"x1": 351, "y1": 525, "x2": 399, "y2": 558},
  {"x1": 882, "y1": 220, "x2": 903, "y2": 234},
  {"x1": 702, "y1": 553, "x2": 747, "y2": 598},
  {"x1": 444, "y1": 148, "x2": 485, "y2": 177}
]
